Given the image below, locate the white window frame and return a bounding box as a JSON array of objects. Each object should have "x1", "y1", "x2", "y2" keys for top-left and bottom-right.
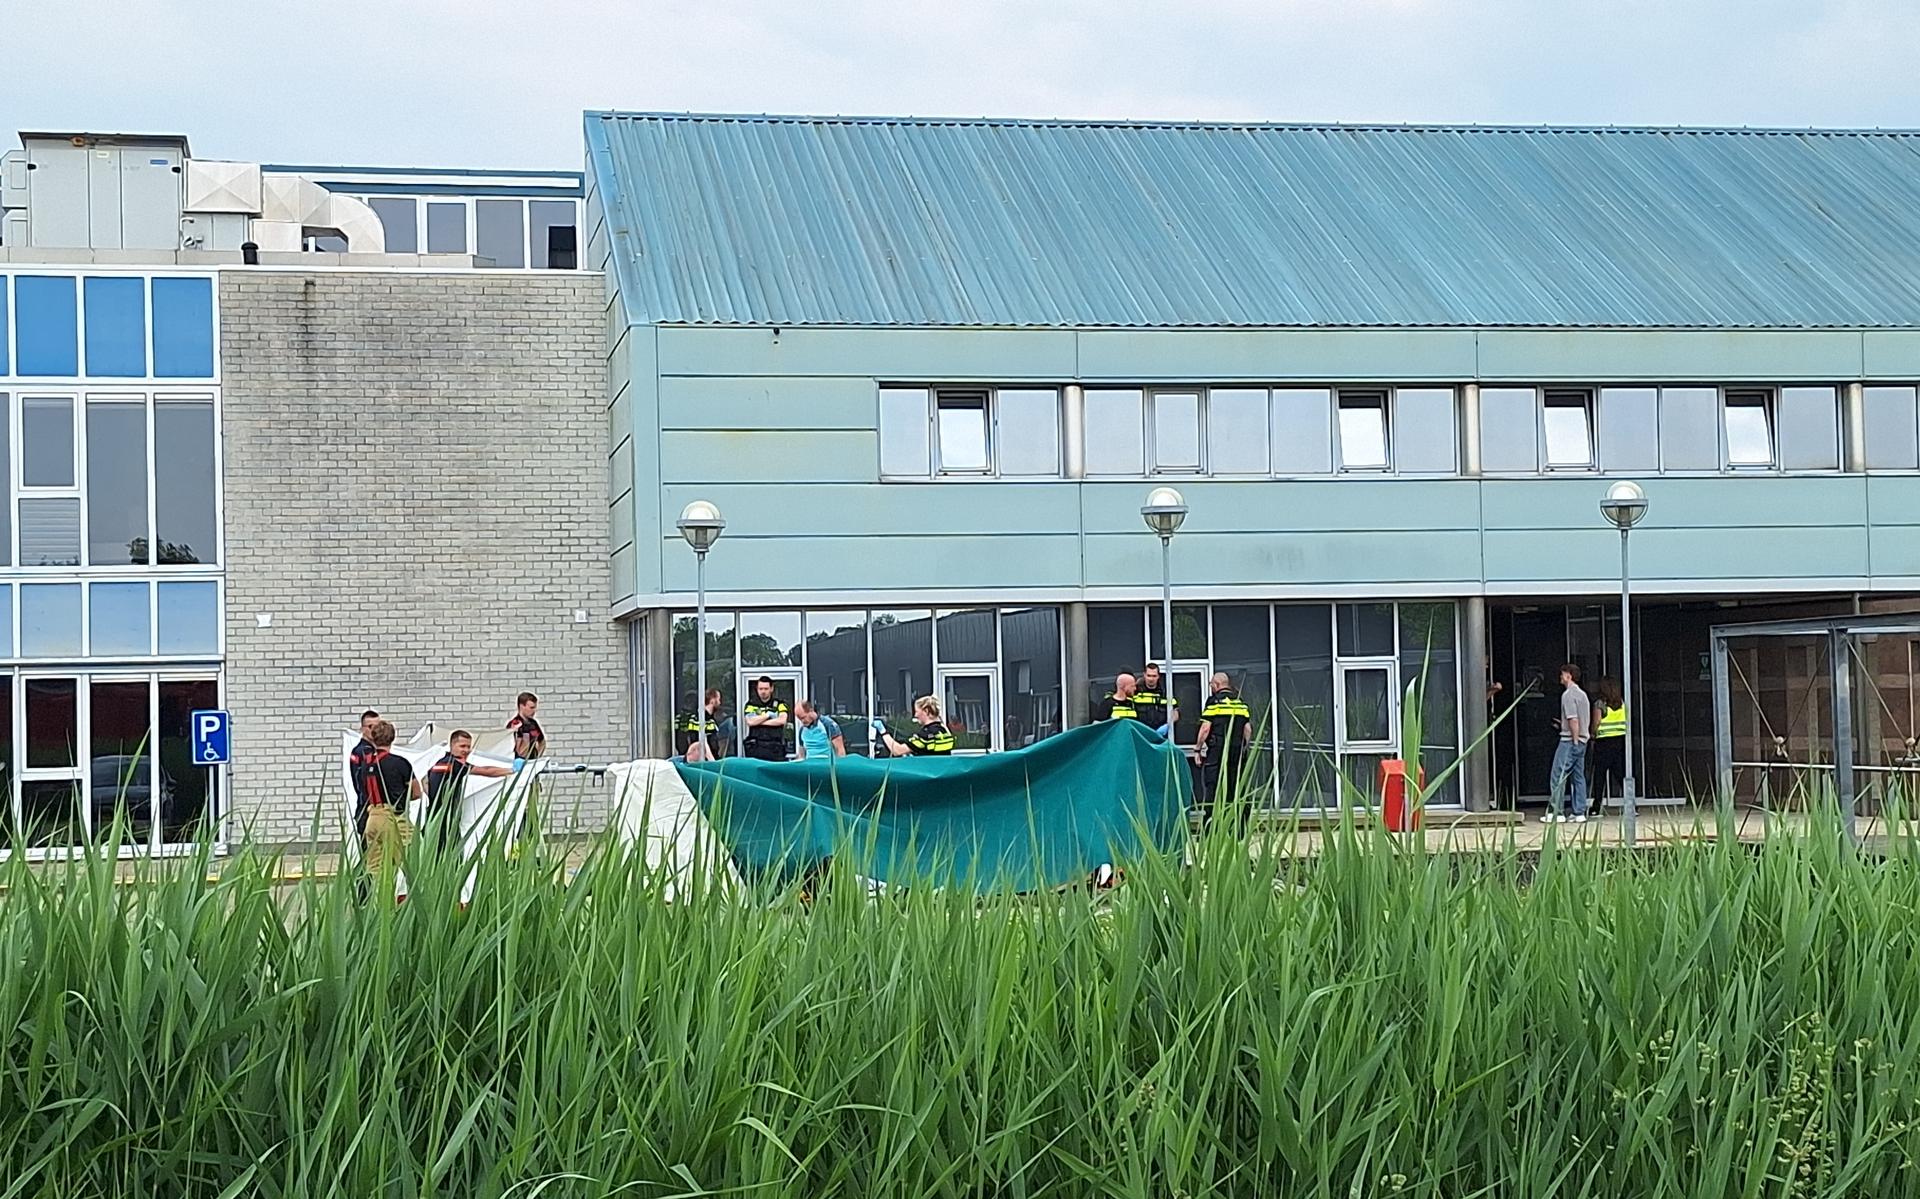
[
  {"x1": 935, "y1": 664, "x2": 1002, "y2": 754},
  {"x1": 1722, "y1": 388, "x2": 1776, "y2": 471},
  {"x1": 1147, "y1": 388, "x2": 1205, "y2": 475},
  {"x1": 1334, "y1": 658, "x2": 1400, "y2": 752},
  {"x1": 356, "y1": 194, "x2": 582, "y2": 268},
  {"x1": 886, "y1": 386, "x2": 1064, "y2": 479},
  {"x1": 1540, "y1": 388, "x2": 1597, "y2": 471},
  {"x1": 933, "y1": 390, "x2": 992, "y2": 475},
  {"x1": 1334, "y1": 389, "x2": 1392, "y2": 473}
]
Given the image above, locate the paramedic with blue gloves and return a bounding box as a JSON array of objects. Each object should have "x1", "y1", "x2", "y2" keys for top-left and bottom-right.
[{"x1": 872, "y1": 696, "x2": 956, "y2": 756}]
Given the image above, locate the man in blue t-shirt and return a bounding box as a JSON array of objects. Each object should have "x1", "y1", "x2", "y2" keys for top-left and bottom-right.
[{"x1": 795, "y1": 699, "x2": 846, "y2": 760}]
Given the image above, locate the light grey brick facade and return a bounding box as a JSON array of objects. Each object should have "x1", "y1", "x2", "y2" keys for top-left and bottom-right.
[{"x1": 219, "y1": 270, "x2": 627, "y2": 845}]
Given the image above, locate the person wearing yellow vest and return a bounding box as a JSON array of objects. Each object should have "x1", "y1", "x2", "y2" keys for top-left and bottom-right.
[
  {"x1": 874, "y1": 696, "x2": 956, "y2": 756},
  {"x1": 1196, "y1": 673, "x2": 1254, "y2": 825},
  {"x1": 1099, "y1": 673, "x2": 1141, "y2": 723},
  {"x1": 1590, "y1": 677, "x2": 1628, "y2": 807}
]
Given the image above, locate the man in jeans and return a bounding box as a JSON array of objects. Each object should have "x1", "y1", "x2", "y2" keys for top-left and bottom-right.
[{"x1": 1546, "y1": 663, "x2": 1591, "y2": 824}]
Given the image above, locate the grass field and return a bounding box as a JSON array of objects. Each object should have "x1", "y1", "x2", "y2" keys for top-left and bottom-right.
[{"x1": 4, "y1": 807, "x2": 1919, "y2": 1198}]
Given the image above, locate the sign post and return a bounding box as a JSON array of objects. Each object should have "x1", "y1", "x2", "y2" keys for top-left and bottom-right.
[{"x1": 191, "y1": 709, "x2": 231, "y2": 766}]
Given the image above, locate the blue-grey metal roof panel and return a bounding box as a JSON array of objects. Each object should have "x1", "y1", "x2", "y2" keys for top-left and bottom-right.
[{"x1": 585, "y1": 112, "x2": 1920, "y2": 329}]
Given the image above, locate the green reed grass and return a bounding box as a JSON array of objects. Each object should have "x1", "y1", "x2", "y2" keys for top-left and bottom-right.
[{"x1": 6, "y1": 796, "x2": 1920, "y2": 1198}]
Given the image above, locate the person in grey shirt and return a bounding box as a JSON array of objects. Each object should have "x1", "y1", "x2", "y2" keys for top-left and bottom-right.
[{"x1": 1545, "y1": 663, "x2": 1591, "y2": 824}]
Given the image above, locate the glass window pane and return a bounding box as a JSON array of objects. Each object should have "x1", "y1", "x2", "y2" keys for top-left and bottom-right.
[
  {"x1": 739, "y1": 611, "x2": 802, "y2": 670},
  {"x1": 89, "y1": 582, "x2": 150, "y2": 657},
  {"x1": 426, "y1": 202, "x2": 467, "y2": 254},
  {"x1": 1399, "y1": 602, "x2": 1459, "y2": 804},
  {"x1": 1724, "y1": 393, "x2": 1773, "y2": 467},
  {"x1": 19, "y1": 780, "x2": 81, "y2": 848},
  {"x1": 878, "y1": 388, "x2": 930, "y2": 476},
  {"x1": 21, "y1": 583, "x2": 81, "y2": 657},
  {"x1": 475, "y1": 198, "x2": 526, "y2": 268},
  {"x1": 0, "y1": 586, "x2": 13, "y2": 656},
  {"x1": 1148, "y1": 604, "x2": 1209, "y2": 662},
  {"x1": 995, "y1": 389, "x2": 1060, "y2": 476},
  {"x1": 935, "y1": 609, "x2": 996, "y2": 664},
  {"x1": 0, "y1": 675, "x2": 11, "y2": 800},
  {"x1": 23, "y1": 395, "x2": 75, "y2": 487},
  {"x1": 368, "y1": 197, "x2": 418, "y2": 254},
  {"x1": 1208, "y1": 389, "x2": 1269, "y2": 475},
  {"x1": 1274, "y1": 604, "x2": 1336, "y2": 807},
  {"x1": 159, "y1": 679, "x2": 220, "y2": 842},
  {"x1": 1085, "y1": 389, "x2": 1144, "y2": 475},
  {"x1": 1212, "y1": 603, "x2": 1274, "y2": 798},
  {"x1": 529, "y1": 200, "x2": 577, "y2": 269},
  {"x1": 942, "y1": 673, "x2": 994, "y2": 752},
  {"x1": 155, "y1": 399, "x2": 216, "y2": 564},
  {"x1": 1660, "y1": 387, "x2": 1721, "y2": 471},
  {"x1": 1088, "y1": 605, "x2": 1146, "y2": 708},
  {"x1": 935, "y1": 394, "x2": 989, "y2": 472},
  {"x1": 804, "y1": 611, "x2": 869, "y2": 755},
  {"x1": 1542, "y1": 393, "x2": 1594, "y2": 468},
  {"x1": 90, "y1": 679, "x2": 152, "y2": 846},
  {"x1": 19, "y1": 499, "x2": 80, "y2": 567},
  {"x1": 86, "y1": 400, "x2": 149, "y2": 565},
  {"x1": 1864, "y1": 386, "x2": 1920, "y2": 470},
  {"x1": 157, "y1": 582, "x2": 219, "y2": 655},
  {"x1": 1479, "y1": 387, "x2": 1539, "y2": 472},
  {"x1": 1776, "y1": 387, "x2": 1838, "y2": 471},
  {"x1": 1001, "y1": 607, "x2": 1062, "y2": 748},
  {"x1": 82, "y1": 277, "x2": 147, "y2": 377},
  {"x1": 1337, "y1": 393, "x2": 1389, "y2": 470},
  {"x1": 1151, "y1": 392, "x2": 1202, "y2": 472},
  {"x1": 1599, "y1": 387, "x2": 1660, "y2": 472},
  {"x1": 25, "y1": 676, "x2": 78, "y2": 768},
  {"x1": 151, "y1": 278, "x2": 214, "y2": 379},
  {"x1": 16, "y1": 276, "x2": 78, "y2": 377},
  {"x1": 1343, "y1": 668, "x2": 1392, "y2": 743},
  {"x1": 1273, "y1": 389, "x2": 1333, "y2": 475},
  {"x1": 1393, "y1": 388, "x2": 1456, "y2": 473},
  {"x1": 672, "y1": 611, "x2": 736, "y2": 755},
  {"x1": 1336, "y1": 602, "x2": 1395, "y2": 658},
  {"x1": 871, "y1": 610, "x2": 933, "y2": 752},
  {"x1": 0, "y1": 394, "x2": 11, "y2": 565}
]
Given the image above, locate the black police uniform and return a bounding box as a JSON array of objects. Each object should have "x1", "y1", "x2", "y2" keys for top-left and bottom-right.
[
  {"x1": 905, "y1": 722, "x2": 956, "y2": 755},
  {"x1": 1133, "y1": 680, "x2": 1171, "y2": 732},
  {"x1": 1198, "y1": 687, "x2": 1253, "y2": 820},
  {"x1": 675, "y1": 713, "x2": 721, "y2": 759},
  {"x1": 743, "y1": 699, "x2": 790, "y2": 761}
]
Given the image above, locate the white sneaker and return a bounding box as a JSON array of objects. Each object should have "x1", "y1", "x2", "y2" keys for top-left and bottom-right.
[
  {"x1": 1570, "y1": 814, "x2": 1589, "y2": 824},
  {"x1": 1541, "y1": 812, "x2": 1560, "y2": 824}
]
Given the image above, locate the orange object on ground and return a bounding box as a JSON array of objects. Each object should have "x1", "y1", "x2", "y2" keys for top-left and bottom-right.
[{"x1": 1378, "y1": 759, "x2": 1427, "y2": 831}]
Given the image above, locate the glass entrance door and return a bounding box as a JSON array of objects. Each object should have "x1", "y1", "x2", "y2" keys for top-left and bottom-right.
[
  {"x1": 738, "y1": 668, "x2": 802, "y2": 760},
  {"x1": 1163, "y1": 662, "x2": 1209, "y2": 749},
  {"x1": 937, "y1": 667, "x2": 1001, "y2": 754}
]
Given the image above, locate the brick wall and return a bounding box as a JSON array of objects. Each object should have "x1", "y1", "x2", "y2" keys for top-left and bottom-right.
[{"x1": 219, "y1": 271, "x2": 627, "y2": 845}]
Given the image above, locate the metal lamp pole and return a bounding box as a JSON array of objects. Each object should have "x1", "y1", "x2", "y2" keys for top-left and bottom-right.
[
  {"x1": 677, "y1": 501, "x2": 725, "y2": 755},
  {"x1": 1141, "y1": 487, "x2": 1188, "y2": 671},
  {"x1": 1600, "y1": 481, "x2": 1648, "y2": 846}
]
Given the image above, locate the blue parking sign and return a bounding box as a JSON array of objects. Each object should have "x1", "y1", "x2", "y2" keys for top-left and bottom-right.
[{"x1": 191, "y1": 710, "x2": 231, "y2": 765}]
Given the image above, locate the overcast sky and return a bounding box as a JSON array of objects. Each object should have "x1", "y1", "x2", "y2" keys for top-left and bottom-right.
[{"x1": 3, "y1": 0, "x2": 1916, "y2": 170}]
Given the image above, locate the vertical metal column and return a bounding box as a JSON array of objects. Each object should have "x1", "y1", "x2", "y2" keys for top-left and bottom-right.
[
  {"x1": 1712, "y1": 632, "x2": 1733, "y2": 807},
  {"x1": 1460, "y1": 595, "x2": 1491, "y2": 811},
  {"x1": 1831, "y1": 626, "x2": 1858, "y2": 842},
  {"x1": 646, "y1": 609, "x2": 674, "y2": 759},
  {"x1": 1160, "y1": 535, "x2": 1174, "y2": 679},
  {"x1": 1619, "y1": 528, "x2": 1638, "y2": 845},
  {"x1": 694, "y1": 552, "x2": 708, "y2": 762},
  {"x1": 1063, "y1": 384, "x2": 1087, "y2": 480},
  {"x1": 1064, "y1": 602, "x2": 1090, "y2": 728},
  {"x1": 1844, "y1": 382, "x2": 1868, "y2": 473}
]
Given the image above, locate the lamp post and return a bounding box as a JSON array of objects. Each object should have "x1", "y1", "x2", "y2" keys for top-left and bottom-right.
[
  {"x1": 1600, "y1": 481, "x2": 1649, "y2": 846},
  {"x1": 1141, "y1": 487, "x2": 1188, "y2": 676},
  {"x1": 677, "y1": 501, "x2": 725, "y2": 750}
]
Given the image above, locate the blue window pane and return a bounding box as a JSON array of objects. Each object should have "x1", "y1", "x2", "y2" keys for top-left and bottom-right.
[
  {"x1": 152, "y1": 277, "x2": 214, "y2": 378},
  {"x1": 89, "y1": 582, "x2": 151, "y2": 657},
  {"x1": 156, "y1": 581, "x2": 218, "y2": 655},
  {"x1": 0, "y1": 278, "x2": 9, "y2": 374},
  {"x1": 21, "y1": 583, "x2": 82, "y2": 658},
  {"x1": 83, "y1": 277, "x2": 147, "y2": 377},
  {"x1": 16, "y1": 276, "x2": 79, "y2": 376}
]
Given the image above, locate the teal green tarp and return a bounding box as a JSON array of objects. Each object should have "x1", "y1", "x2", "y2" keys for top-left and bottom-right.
[{"x1": 675, "y1": 719, "x2": 1190, "y2": 891}]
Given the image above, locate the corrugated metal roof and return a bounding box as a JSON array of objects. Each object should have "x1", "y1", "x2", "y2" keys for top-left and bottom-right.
[{"x1": 585, "y1": 112, "x2": 1920, "y2": 329}]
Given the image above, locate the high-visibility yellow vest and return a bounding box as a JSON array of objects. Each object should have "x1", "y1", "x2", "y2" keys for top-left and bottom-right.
[{"x1": 1596, "y1": 702, "x2": 1628, "y2": 739}]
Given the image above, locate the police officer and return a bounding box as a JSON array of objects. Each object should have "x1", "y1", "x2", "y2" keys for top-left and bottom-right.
[
  {"x1": 874, "y1": 696, "x2": 956, "y2": 756},
  {"x1": 676, "y1": 688, "x2": 722, "y2": 760},
  {"x1": 743, "y1": 676, "x2": 791, "y2": 761},
  {"x1": 1196, "y1": 672, "x2": 1253, "y2": 825},
  {"x1": 1133, "y1": 663, "x2": 1178, "y2": 737},
  {"x1": 1098, "y1": 673, "x2": 1141, "y2": 722}
]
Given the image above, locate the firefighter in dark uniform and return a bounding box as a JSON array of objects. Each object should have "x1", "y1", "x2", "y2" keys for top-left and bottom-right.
[
  {"x1": 507, "y1": 692, "x2": 545, "y2": 763},
  {"x1": 348, "y1": 709, "x2": 381, "y2": 831},
  {"x1": 423, "y1": 729, "x2": 513, "y2": 848},
  {"x1": 1133, "y1": 663, "x2": 1177, "y2": 737},
  {"x1": 1196, "y1": 672, "x2": 1254, "y2": 826},
  {"x1": 1097, "y1": 673, "x2": 1141, "y2": 722},
  {"x1": 874, "y1": 696, "x2": 956, "y2": 756},
  {"x1": 743, "y1": 676, "x2": 791, "y2": 761},
  {"x1": 675, "y1": 689, "x2": 723, "y2": 760}
]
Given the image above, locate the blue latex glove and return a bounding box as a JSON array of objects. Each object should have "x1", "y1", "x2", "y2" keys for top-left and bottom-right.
[
  {"x1": 1155, "y1": 723, "x2": 1172, "y2": 738},
  {"x1": 512, "y1": 757, "x2": 526, "y2": 773},
  {"x1": 870, "y1": 718, "x2": 886, "y2": 736}
]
